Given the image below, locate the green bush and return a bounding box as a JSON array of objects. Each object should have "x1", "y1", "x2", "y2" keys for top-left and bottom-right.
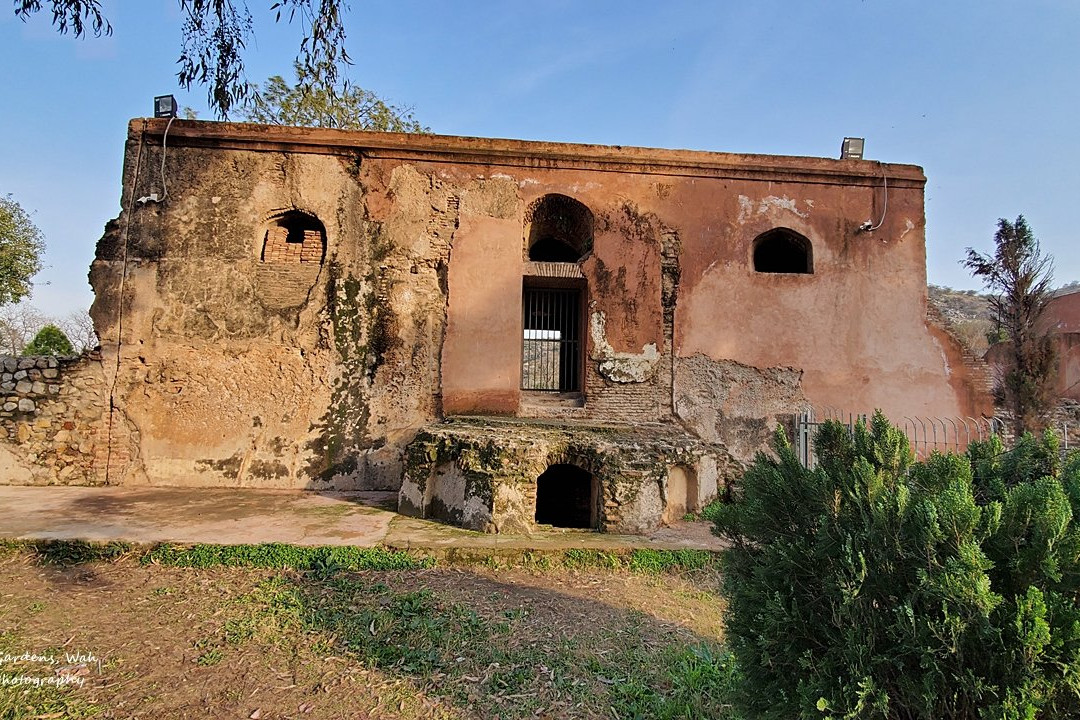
[
  {"x1": 22, "y1": 323, "x2": 73, "y2": 355},
  {"x1": 713, "y1": 412, "x2": 1080, "y2": 719}
]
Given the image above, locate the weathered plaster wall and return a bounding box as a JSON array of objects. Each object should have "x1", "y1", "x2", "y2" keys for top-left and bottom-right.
[
  {"x1": 987, "y1": 333, "x2": 1080, "y2": 403},
  {"x1": 673, "y1": 177, "x2": 989, "y2": 423},
  {"x1": 88, "y1": 121, "x2": 453, "y2": 489},
  {"x1": 2, "y1": 120, "x2": 990, "y2": 509},
  {"x1": 1047, "y1": 291, "x2": 1080, "y2": 334},
  {"x1": 1060, "y1": 334, "x2": 1080, "y2": 402},
  {"x1": 580, "y1": 203, "x2": 672, "y2": 422},
  {"x1": 441, "y1": 178, "x2": 522, "y2": 415}
]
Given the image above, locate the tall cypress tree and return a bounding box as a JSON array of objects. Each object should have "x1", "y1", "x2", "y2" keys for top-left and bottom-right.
[{"x1": 965, "y1": 216, "x2": 1056, "y2": 435}]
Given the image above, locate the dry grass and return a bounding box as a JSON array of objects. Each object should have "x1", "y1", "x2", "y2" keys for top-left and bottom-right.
[{"x1": 0, "y1": 546, "x2": 736, "y2": 719}]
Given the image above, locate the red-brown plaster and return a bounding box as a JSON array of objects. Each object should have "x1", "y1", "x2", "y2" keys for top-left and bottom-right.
[{"x1": 441, "y1": 214, "x2": 522, "y2": 415}]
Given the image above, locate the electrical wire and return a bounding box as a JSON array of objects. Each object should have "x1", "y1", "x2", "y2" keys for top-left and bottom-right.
[
  {"x1": 161, "y1": 115, "x2": 175, "y2": 200},
  {"x1": 867, "y1": 161, "x2": 888, "y2": 231},
  {"x1": 105, "y1": 120, "x2": 147, "y2": 483}
]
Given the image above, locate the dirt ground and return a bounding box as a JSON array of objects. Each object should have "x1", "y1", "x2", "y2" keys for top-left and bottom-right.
[{"x1": 0, "y1": 550, "x2": 732, "y2": 719}]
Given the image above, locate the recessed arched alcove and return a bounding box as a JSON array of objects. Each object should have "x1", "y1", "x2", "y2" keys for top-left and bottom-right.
[
  {"x1": 752, "y1": 227, "x2": 813, "y2": 274},
  {"x1": 525, "y1": 194, "x2": 594, "y2": 262},
  {"x1": 662, "y1": 464, "x2": 699, "y2": 525},
  {"x1": 534, "y1": 463, "x2": 598, "y2": 529},
  {"x1": 261, "y1": 210, "x2": 326, "y2": 264}
]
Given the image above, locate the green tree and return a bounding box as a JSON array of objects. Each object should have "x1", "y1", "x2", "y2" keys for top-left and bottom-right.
[
  {"x1": 22, "y1": 323, "x2": 73, "y2": 355},
  {"x1": 965, "y1": 216, "x2": 1056, "y2": 435},
  {"x1": 14, "y1": 0, "x2": 352, "y2": 120},
  {"x1": 0, "y1": 194, "x2": 45, "y2": 307},
  {"x1": 242, "y1": 63, "x2": 427, "y2": 132},
  {"x1": 714, "y1": 415, "x2": 1080, "y2": 719}
]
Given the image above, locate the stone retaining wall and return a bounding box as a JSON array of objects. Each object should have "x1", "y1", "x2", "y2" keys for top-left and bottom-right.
[{"x1": 0, "y1": 353, "x2": 117, "y2": 486}]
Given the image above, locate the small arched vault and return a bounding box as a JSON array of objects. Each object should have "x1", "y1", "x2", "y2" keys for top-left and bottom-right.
[
  {"x1": 398, "y1": 419, "x2": 725, "y2": 535},
  {"x1": 525, "y1": 194, "x2": 594, "y2": 263},
  {"x1": 752, "y1": 227, "x2": 813, "y2": 274}
]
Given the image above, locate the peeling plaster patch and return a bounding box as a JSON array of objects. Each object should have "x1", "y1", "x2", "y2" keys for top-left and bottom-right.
[
  {"x1": 462, "y1": 494, "x2": 492, "y2": 530},
  {"x1": 590, "y1": 309, "x2": 660, "y2": 383},
  {"x1": 933, "y1": 338, "x2": 959, "y2": 382},
  {"x1": 736, "y1": 196, "x2": 753, "y2": 224},
  {"x1": 491, "y1": 173, "x2": 514, "y2": 181},
  {"x1": 900, "y1": 218, "x2": 915, "y2": 239},
  {"x1": 674, "y1": 354, "x2": 807, "y2": 463},
  {"x1": 518, "y1": 178, "x2": 540, "y2": 187},
  {"x1": 737, "y1": 195, "x2": 809, "y2": 224},
  {"x1": 805, "y1": 199, "x2": 814, "y2": 208}
]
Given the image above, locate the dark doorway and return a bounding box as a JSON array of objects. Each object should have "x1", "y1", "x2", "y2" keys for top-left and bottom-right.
[{"x1": 535, "y1": 464, "x2": 597, "y2": 529}]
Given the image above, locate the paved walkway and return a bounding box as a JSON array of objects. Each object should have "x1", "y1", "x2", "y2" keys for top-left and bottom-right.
[{"x1": 0, "y1": 486, "x2": 725, "y2": 552}]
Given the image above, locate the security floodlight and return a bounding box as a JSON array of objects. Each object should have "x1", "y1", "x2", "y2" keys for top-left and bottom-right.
[
  {"x1": 154, "y1": 95, "x2": 178, "y2": 118},
  {"x1": 841, "y1": 137, "x2": 865, "y2": 160}
]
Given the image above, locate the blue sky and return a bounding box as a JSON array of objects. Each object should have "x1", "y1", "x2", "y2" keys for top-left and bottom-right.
[{"x1": 1, "y1": 1, "x2": 1077, "y2": 319}]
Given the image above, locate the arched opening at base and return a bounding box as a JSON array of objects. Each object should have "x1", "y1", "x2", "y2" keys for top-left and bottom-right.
[
  {"x1": 535, "y1": 464, "x2": 597, "y2": 529},
  {"x1": 662, "y1": 465, "x2": 699, "y2": 525}
]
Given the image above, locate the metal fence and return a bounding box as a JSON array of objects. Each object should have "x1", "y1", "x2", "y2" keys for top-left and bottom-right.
[
  {"x1": 521, "y1": 287, "x2": 581, "y2": 391},
  {"x1": 796, "y1": 408, "x2": 1071, "y2": 469}
]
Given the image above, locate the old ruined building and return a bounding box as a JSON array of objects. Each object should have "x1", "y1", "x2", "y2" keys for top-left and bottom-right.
[
  {"x1": 0, "y1": 120, "x2": 992, "y2": 533},
  {"x1": 985, "y1": 286, "x2": 1080, "y2": 404}
]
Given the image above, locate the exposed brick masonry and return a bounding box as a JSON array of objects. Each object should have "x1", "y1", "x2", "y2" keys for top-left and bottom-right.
[{"x1": 262, "y1": 227, "x2": 324, "y2": 264}]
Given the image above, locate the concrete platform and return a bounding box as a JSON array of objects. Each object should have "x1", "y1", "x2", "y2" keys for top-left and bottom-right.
[{"x1": 0, "y1": 486, "x2": 726, "y2": 551}]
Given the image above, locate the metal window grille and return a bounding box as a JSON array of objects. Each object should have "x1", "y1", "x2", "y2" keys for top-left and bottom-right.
[{"x1": 522, "y1": 287, "x2": 581, "y2": 391}]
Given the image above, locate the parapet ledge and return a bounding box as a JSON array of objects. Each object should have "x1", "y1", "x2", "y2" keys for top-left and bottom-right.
[{"x1": 130, "y1": 118, "x2": 926, "y2": 187}]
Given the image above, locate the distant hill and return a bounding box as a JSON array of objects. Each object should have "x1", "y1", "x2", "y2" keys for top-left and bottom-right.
[
  {"x1": 927, "y1": 285, "x2": 994, "y2": 355},
  {"x1": 927, "y1": 283, "x2": 1080, "y2": 356},
  {"x1": 928, "y1": 285, "x2": 993, "y2": 323}
]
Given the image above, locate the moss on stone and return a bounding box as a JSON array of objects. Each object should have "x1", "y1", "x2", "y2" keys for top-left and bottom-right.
[{"x1": 401, "y1": 418, "x2": 731, "y2": 532}]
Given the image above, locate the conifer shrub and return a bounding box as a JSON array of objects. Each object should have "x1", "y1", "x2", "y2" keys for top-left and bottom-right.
[
  {"x1": 713, "y1": 412, "x2": 1080, "y2": 719},
  {"x1": 22, "y1": 323, "x2": 73, "y2": 355}
]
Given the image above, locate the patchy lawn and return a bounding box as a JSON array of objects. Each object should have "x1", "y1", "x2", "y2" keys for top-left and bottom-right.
[{"x1": 0, "y1": 543, "x2": 738, "y2": 719}]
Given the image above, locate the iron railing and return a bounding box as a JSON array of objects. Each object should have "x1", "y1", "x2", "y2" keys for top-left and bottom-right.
[
  {"x1": 795, "y1": 408, "x2": 1070, "y2": 469},
  {"x1": 522, "y1": 287, "x2": 581, "y2": 391}
]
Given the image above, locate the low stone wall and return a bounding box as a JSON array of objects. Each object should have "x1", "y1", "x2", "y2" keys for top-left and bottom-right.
[
  {"x1": 399, "y1": 417, "x2": 735, "y2": 534},
  {"x1": 0, "y1": 353, "x2": 114, "y2": 485}
]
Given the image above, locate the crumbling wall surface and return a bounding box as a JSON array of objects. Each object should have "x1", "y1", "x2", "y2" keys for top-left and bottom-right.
[
  {"x1": 85, "y1": 120, "x2": 453, "y2": 489},
  {"x1": 924, "y1": 303, "x2": 995, "y2": 414},
  {"x1": 0, "y1": 354, "x2": 136, "y2": 485},
  {"x1": 399, "y1": 418, "x2": 732, "y2": 534},
  {"x1": 674, "y1": 354, "x2": 807, "y2": 465},
  {"x1": 580, "y1": 202, "x2": 672, "y2": 422}
]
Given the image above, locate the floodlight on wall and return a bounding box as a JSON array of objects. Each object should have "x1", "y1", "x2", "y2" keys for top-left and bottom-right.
[
  {"x1": 154, "y1": 94, "x2": 178, "y2": 118},
  {"x1": 841, "y1": 137, "x2": 865, "y2": 160}
]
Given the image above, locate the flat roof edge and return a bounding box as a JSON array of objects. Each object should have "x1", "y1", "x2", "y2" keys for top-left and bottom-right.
[{"x1": 130, "y1": 118, "x2": 927, "y2": 186}]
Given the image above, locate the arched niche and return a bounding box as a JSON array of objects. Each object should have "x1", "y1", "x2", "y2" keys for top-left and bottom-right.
[
  {"x1": 525, "y1": 194, "x2": 594, "y2": 263},
  {"x1": 534, "y1": 463, "x2": 598, "y2": 529},
  {"x1": 752, "y1": 228, "x2": 813, "y2": 274},
  {"x1": 261, "y1": 210, "x2": 326, "y2": 265}
]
